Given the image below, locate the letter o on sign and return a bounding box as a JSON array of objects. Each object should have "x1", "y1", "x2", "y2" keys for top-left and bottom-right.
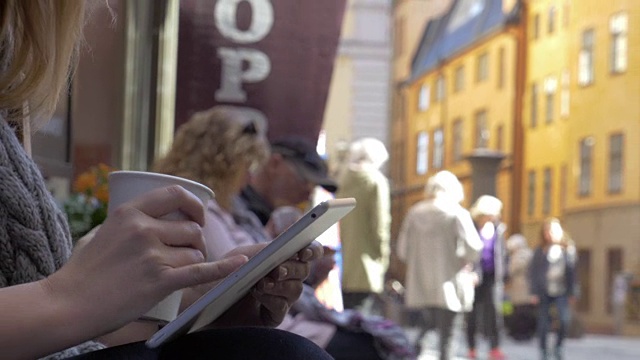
[{"x1": 214, "y1": 0, "x2": 274, "y2": 44}]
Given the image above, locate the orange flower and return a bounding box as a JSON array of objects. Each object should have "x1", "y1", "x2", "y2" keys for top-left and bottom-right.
[
  {"x1": 74, "y1": 172, "x2": 98, "y2": 195},
  {"x1": 94, "y1": 183, "x2": 110, "y2": 204},
  {"x1": 97, "y1": 163, "x2": 112, "y2": 174}
]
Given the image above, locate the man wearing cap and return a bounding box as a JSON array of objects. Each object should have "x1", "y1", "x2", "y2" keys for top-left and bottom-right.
[{"x1": 239, "y1": 136, "x2": 338, "y2": 227}]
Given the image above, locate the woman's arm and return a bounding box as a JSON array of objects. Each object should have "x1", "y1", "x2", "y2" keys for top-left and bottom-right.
[{"x1": 0, "y1": 186, "x2": 248, "y2": 359}]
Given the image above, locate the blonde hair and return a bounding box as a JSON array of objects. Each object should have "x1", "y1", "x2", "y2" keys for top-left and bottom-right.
[
  {"x1": 0, "y1": 1, "x2": 86, "y2": 124},
  {"x1": 153, "y1": 107, "x2": 270, "y2": 210}
]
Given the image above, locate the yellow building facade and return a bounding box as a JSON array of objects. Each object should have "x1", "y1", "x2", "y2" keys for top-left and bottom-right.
[
  {"x1": 396, "y1": 0, "x2": 522, "y2": 233},
  {"x1": 522, "y1": 0, "x2": 640, "y2": 333},
  {"x1": 394, "y1": 0, "x2": 640, "y2": 333},
  {"x1": 389, "y1": 0, "x2": 453, "y2": 241}
]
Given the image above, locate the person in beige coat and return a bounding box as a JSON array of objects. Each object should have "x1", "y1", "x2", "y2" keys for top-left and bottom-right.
[
  {"x1": 397, "y1": 171, "x2": 483, "y2": 360},
  {"x1": 336, "y1": 138, "x2": 391, "y2": 315}
]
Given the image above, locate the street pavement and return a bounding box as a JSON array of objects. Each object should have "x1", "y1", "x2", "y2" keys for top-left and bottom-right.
[{"x1": 407, "y1": 327, "x2": 640, "y2": 360}]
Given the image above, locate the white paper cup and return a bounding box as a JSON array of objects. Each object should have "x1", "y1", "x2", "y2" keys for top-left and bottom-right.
[{"x1": 107, "y1": 170, "x2": 214, "y2": 323}]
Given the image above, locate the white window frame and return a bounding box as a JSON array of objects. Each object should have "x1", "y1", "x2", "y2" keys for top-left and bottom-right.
[
  {"x1": 416, "y1": 131, "x2": 429, "y2": 175},
  {"x1": 544, "y1": 76, "x2": 557, "y2": 123},
  {"x1": 610, "y1": 12, "x2": 628, "y2": 74},
  {"x1": 579, "y1": 29, "x2": 595, "y2": 86},
  {"x1": 418, "y1": 84, "x2": 430, "y2": 111}
]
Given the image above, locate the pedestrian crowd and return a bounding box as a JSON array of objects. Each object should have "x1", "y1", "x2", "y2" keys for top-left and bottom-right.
[{"x1": 397, "y1": 170, "x2": 579, "y2": 360}]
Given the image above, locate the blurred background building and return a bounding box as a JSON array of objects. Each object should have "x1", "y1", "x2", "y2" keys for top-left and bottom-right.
[
  {"x1": 31, "y1": 0, "x2": 640, "y2": 337},
  {"x1": 321, "y1": 0, "x2": 392, "y2": 172},
  {"x1": 389, "y1": 0, "x2": 640, "y2": 335}
]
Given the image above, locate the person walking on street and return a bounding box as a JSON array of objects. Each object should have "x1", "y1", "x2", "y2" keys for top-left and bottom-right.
[
  {"x1": 529, "y1": 218, "x2": 578, "y2": 360},
  {"x1": 336, "y1": 138, "x2": 391, "y2": 316},
  {"x1": 504, "y1": 234, "x2": 537, "y2": 341},
  {"x1": 397, "y1": 171, "x2": 483, "y2": 360},
  {"x1": 465, "y1": 195, "x2": 507, "y2": 360}
]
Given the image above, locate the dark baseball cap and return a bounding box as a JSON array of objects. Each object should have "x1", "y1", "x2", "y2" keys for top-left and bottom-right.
[{"x1": 271, "y1": 137, "x2": 338, "y2": 193}]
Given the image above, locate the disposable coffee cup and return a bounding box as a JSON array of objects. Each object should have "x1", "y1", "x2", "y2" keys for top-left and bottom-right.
[{"x1": 108, "y1": 170, "x2": 215, "y2": 323}]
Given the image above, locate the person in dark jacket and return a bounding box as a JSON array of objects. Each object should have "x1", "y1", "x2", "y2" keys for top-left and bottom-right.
[
  {"x1": 529, "y1": 218, "x2": 577, "y2": 360},
  {"x1": 465, "y1": 195, "x2": 507, "y2": 360}
]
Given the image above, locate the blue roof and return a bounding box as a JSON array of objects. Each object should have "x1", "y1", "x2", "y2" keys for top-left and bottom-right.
[{"x1": 410, "y1": 0, "x2": 514, "y2": 83}]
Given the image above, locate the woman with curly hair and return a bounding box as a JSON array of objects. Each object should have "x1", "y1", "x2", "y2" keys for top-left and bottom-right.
[{"x1": 153, "y1": 107, "x2": 272, "y2": 258}]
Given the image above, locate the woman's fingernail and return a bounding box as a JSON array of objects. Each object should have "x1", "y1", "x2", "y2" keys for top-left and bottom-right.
[
  {"x1": 279, "y1": 266, "x2": 288, "y2": 279},
  {"x1": 264, "y1": 279, "x2": 275, "y2": 289}
]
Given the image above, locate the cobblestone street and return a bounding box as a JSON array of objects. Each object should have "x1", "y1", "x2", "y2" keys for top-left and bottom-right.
[{"x1": 409, "y1": 328, "x2": 640, "y2": 360}]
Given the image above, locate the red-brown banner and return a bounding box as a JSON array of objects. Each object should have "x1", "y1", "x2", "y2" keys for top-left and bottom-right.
[{"x1": 175, "y1": 0, "x2": 346, "y2": 142}]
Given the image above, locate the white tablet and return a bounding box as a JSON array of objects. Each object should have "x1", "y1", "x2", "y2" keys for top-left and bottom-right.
[{"x1": 145, "y1": 197, "x2": 356, "y2": 349}]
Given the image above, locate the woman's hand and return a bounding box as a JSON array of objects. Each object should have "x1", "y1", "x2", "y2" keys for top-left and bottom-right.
[
  {"x1": 306, "y1": 246, "x2": 337, "y2": 288},
  {"x1": 45, "y1": 186, "x2": 248, "y2": 337},
  {"x1": 211, "y1": 241, "x2": 324, "y2": 328}
]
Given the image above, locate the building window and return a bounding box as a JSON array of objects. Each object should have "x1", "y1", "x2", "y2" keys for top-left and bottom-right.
[
  {"x1": 496, "y1": 124, "x2": 504, "y2": 151},
  {"x1": 454, "y1": 65, "x2": 465, "y2": 92},
  {"x1": 528, "y1": 170, "x2": 536, "y2": 216},
  {"x1": 453, "y1": 119, "x2": 463, "y2": 162},
  {"x1": 545, "y1": 77, "x2": 557, "y2": 123},
  {"x1": 543, "y1": 167, "x2": 552, "y2": 215},
  {"x1": 433, "y1": 127, "x2": 444, "y2": 169},
  {"x1": 609, "y1": 133, "x2": 624, "y2": 193},
  {"x1": 606, "y1": 248, "x2": 623, "y2": 314},
  {"x1": 416, "y1": 131, "x2": 429, "y2": 175},
  {"x1": 474, "y1": 110, "x2": 489, "y2": 149},
  {"x1": 533, "y1": 13, "x2": 540, "y2": 39},
  {"x1": 476, "y1": 52, "x2": 488, "y2": 83},
  {"x1": 610, "y1": 12, "x2": 628, "y2": 74},
  {"x1": 498, "y1": 47, "x2": 505, "y2": 89},
  {"x1": 435, "y1": 75, "x2": 446, "y2": 102},
  {"x1": 548, "y1": 6, "x2": 556, "y2": 34},
  {"x1": 531, "y1": 83, "x2": 538, "y2": 128},
  {"x1": 577, "y1": 249, "x2": 592, "y2": 312},
  {"x1": 579, "y1": 29, "x2": 595, "y2": 86},
  {"x1": 579, "y1": 137, "x2": 594, "y2": 196},
  {"x1": 418, "y1": 84, "x2": 430, "y2": 111},
  {"x1": 560, "y1": 70, "x2": 570, "y2": 118}
]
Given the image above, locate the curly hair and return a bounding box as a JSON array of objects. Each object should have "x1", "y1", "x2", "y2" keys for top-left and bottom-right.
[{"x1": 153, "y1": 107, "x2": 269, "y2": 210}]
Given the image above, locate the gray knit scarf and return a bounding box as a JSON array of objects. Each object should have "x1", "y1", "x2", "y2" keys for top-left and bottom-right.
[{"x1": 0, "y1": 119, "x2": 105, "y2": 358}]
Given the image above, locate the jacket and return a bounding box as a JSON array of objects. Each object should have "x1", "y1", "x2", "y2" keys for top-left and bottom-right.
[
  {"x1": 336, "y1": 167, "x2": 391, "y2": 294},
  {"x1": 397, "y1": 198, "x2": 483, "y2": 312}
]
